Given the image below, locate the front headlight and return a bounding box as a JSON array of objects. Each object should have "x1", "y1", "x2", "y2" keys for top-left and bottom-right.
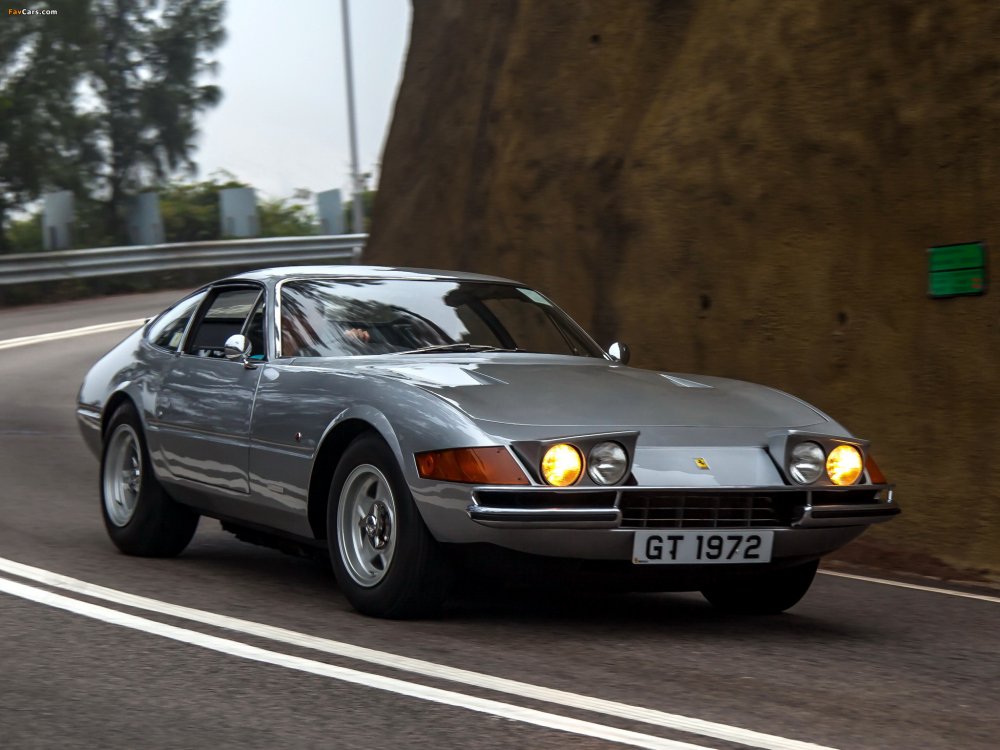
[
  {"x1": 541, "y1": 443, "x2": 583, "y2": 486},
  {"x1": 789, "y1": 441, "x2": 825, "y2": 484},
  {"x1": 587, "y1": 441, "x2": 628, "y2": 485},
  {"x1": 827, "y1": 444, "x2": 863, "y2": 485}
]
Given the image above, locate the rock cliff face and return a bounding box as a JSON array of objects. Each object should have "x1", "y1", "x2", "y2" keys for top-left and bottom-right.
[{"x1": 367, "y1": 0, "x2": 1000, "y2": 573}]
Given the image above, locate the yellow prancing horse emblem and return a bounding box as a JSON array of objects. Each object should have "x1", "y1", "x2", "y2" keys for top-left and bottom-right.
[{"x1": 694, "y1": 457, "x2": 710, "y2": 470}]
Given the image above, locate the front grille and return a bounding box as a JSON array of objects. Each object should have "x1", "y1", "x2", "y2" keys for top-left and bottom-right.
[{"x1": 619, "y1": 491, "x2": 805, "y2": 529}]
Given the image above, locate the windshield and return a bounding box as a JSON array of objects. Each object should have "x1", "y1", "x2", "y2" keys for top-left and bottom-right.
[{"x1": 278, "y1": 278, "x2": 605, "y2": 358}]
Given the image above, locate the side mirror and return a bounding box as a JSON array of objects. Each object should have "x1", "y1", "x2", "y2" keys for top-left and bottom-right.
[
  {"x1": 608, "y1": 341, "x2": 630, "y2": 365},
  {"x1": 224, "y1": 334, "x2": 254, "y2": 367}
]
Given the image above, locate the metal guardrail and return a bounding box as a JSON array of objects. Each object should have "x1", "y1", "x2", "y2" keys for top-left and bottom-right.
[{"x1": 0, "y1": 234, "x2": 368, "y2": 286}]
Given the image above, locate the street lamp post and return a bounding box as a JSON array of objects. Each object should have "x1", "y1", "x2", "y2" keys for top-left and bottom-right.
[{"x1": 341, "y1": 0, "x2": 364, "y2": 235}]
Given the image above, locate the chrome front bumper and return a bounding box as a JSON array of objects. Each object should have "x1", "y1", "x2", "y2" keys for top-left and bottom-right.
[
  {"x1": 795, "y1": 498, "x2": 900, "y2": 527},
  {"x1": 468, "y1": 506, "x2": 622, "y2": 528},
  {"x1": 76, "y1": 405, "x2": 103, "y2": 459},
  {"x1": 466, "y1": 484, "x2": 898, "y2": 529},
  {"x1": 413, "y1": 482, "x2": 896, "y2": 560}
]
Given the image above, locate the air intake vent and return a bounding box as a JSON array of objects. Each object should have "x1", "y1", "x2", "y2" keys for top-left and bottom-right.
[{"x1": 619, "y1": 491, "x2": 805, "y2": 529}]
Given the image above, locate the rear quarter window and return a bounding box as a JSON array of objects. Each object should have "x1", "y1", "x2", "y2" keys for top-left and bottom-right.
[{"x1": 147, "y1": 292, "x2": 207, "y2": 351}]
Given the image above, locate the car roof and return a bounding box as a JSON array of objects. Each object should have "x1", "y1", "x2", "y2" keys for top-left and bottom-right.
[{"x1": 224, "y1": 265, "x2": 522, "y2": 285}]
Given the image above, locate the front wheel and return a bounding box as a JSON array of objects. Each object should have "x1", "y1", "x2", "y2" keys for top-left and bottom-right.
[
  {"x1": 701, "y1": 560, "x2": 819, "y2": 614},
  {"x1": 328, "y1": 433, "x2": 451, "y2": 618},
  {"x1": 100, "y1": 403, "x2": 199, "y2": 557}
]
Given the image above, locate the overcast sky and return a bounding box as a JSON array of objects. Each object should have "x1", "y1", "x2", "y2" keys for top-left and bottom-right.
[{"x1": 195, "y1": 0, "x2": 412, "y2": 201}]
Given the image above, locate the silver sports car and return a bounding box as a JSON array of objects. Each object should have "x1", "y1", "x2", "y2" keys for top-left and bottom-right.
[{"x1": 78, "y1": 266, "x2": 899, "y2": 617}]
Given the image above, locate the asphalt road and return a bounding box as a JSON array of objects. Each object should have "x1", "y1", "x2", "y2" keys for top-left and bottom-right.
[{"x1": 0, "y1": 290, "x2": 997, "y2": 750}]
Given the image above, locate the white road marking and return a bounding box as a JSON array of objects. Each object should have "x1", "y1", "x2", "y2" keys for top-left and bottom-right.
[
  {"x1": 0, "y1": 318, "x2": 145, "y2": 351},
  {"x1": 0, "y1": 575, "x2": 712, "y2": 750},
  {"x1": 819, "y1": 570, "x2": 1000, "y2": 603},
  {"x1": 0, "y1": 556, "x2": 836, "y2": 750}
]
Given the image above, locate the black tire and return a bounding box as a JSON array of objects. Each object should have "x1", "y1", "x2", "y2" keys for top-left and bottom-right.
[
  {"x1": 100, "y1": 402, "x2": 199, "y2": 557},
  {"x1": 701, "y1": 560, "x2": 819, "y2": 614},
  {"x1": 327, "y1": 432, "x2": 451, "y2": 618}
]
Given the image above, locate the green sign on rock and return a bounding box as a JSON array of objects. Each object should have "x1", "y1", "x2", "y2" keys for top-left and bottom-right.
[{"x1": 928, "y1": 242, "x2": 987, "y2": 298}]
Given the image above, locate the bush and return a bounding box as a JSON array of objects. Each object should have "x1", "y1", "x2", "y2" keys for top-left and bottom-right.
[
  {"x1": 5, "y1": 214, "x2": 43, "y2": 253},
  {"x1": 161, "y1": 175, "x2": 250, "y2": 243}
]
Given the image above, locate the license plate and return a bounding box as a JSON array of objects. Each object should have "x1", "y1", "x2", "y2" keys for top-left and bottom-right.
[{"x1": 632, "y1": 530, "x2": 774, "y2": 564}]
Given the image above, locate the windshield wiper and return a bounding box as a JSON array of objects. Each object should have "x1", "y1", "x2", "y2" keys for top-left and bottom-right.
[{"x1": 392, "y1": 343, "x2": 524, "y2": 355}]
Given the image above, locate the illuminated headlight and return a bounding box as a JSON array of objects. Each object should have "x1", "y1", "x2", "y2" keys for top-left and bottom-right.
[
  {"x1": 587, "y1": 441, "x2": 628, "y2": 485},
  {"x1": 541, "y1": 443, "x2": 583, "y2": 487},
  {"x1": 827, "y1": 444, "x2": 863, "y2": 486},
  {"x1": 789, "y1": 442, "x2": 825, "y2": 484}
]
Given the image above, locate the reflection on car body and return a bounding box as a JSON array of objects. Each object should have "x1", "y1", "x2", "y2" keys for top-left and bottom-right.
[{"x1": 78, "y1": 266, "x2": 898, "y2": 618}]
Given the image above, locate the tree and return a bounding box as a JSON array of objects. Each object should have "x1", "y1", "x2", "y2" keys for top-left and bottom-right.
[
  {"x1": 89, "y1": 0, "x2": 226, "y2": 242},
  {"x1": 0, "y1": 1, "x2": 97, "y2": 252}
]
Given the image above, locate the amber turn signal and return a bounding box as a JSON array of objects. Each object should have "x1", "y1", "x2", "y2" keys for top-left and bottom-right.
[
  {"x1": 415, "y1": 447, "x2": 529, "y2": 485},
  {"x1": 865, "y1": 455, "x2": 887, "y2": 484}
]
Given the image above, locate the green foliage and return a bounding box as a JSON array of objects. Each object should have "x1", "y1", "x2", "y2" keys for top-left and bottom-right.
[
  {"x1": 259, "y1": 198, "x2": 316, "y2": 238},
  {"x1": 89, "y1": 0, "x2": 227, "y2": 241},
  {"x1": 158, "y1": 175, "x2": 316, "y2": 242},
  {"x1": 0, "y1": 2, "x2": 358, "y2": 252},
  {"x1": 5, "y1": 213, "x2": 43, "y2": 253},
  {"x1": 2, "y1": 196, "x2": 114, "y2": 253},
  {"x1": 4, "y1": 180, "x2": 362, "y2": 251},
  {"x1": 0, "y1": 1, "x2": 227, "y2": 251},
  {"x1": 159, "y1": 173, "x2": 247, "y2": 243},
  {"x1": 73, "y1": 197, "x2": 124, "y2": 248},
  {"x1": 0, "y1": 0, "x2": 98, "y2": 252}
]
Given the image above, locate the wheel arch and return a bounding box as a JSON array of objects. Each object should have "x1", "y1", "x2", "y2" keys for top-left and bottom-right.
[
  {"x1": 307, "y1": 411, "x2": 404, "y2": 540},
  {"x1": 101, "y1": 388, "x2": 138, "y2": 439}
]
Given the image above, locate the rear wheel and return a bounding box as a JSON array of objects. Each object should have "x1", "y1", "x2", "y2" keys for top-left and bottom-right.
[
  {"x1": 328, "y1": 432, "x2": 451, "y2": 618},
  {"x1": 100, "y1": 403, "x2": 199, "y2": 557},
  {"x1": 701, "y1": 560, "x2": 819, "y2": 614}
]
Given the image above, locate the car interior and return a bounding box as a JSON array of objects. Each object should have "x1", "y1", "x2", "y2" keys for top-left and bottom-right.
[{"x1": 186, "y1": 287, "x2": 265, "y2": 359}]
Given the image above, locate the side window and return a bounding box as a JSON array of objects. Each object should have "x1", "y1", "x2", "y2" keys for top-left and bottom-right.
[
  {"x1": 147, "y1": 292, "x2": 207, "y2": 352},
  {"x1": 279, "y1": 282, "x2": 321, "y2": 357},
  {"x1": 186, "y1": 287, "x2": 262, "y2": 358}
]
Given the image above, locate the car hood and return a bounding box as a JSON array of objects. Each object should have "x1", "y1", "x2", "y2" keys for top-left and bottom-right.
[{"x1": 360, "y1": 358, "x2": 828, "y2": 429}]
